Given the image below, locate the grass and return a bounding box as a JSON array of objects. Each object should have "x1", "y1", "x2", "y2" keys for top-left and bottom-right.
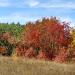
[{"x1": 0, "y1": 57, "x2": 75, "y2": 75}]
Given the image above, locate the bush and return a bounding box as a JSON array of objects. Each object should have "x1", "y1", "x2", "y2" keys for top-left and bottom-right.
[
  {"x1": 0, "y1": 32, "x2": 16, "y2": 56},
  {"x1": 25, "y1": 47, "x2": 37, "y2": 58},
  {"x1": 20, "y1": 17, "x2": 72, "y2": 60},
  {"x1": 54, "y1": 47, "x2": 68, "y2": 63},
  {"x1": 16, "y1": 44, "x2": 28, "y2": 56},
  {"x1": 37, "y1": 50, "x2": 50, "y2": 60}
]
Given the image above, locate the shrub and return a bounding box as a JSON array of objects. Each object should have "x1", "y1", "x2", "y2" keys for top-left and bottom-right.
[
  {"x1": 0, "y1": 32, "x2": 15, "y2": 56},
  {"x1": 54, "y1": 47, "x2": 68, "y2": 63},
  {"x1": 16, "y1": 44, "x2": 28, "y2": 56},
  {"x1": 0, "y1": 46, "x2": 7, "y2": 55},
  {"x1": 21, "y1": 17, "x2": 72, "y2": 60},
  {"x1": 25, "y1": 47, "x2": 37, "y2": 58},
  {"x1": 37, "y1": 50, "x2": 50, "y2": 60}
]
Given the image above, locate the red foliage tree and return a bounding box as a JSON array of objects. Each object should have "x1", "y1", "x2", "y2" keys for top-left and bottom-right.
[
  {"x1": 16, "y1": 43, "x2": 28, "y2": 56},
  {"x1": 22, "y1": 22, "x2": 41, "y2": 49},
  {"x1": 0, "y1": 32, "x2": 16, "y2": 56},
  {"x1": 54, "y1": 47, "x2": 68, "y2": 63},
  {"x1": 25, "y1": 47, "x2": 37, "y2": 58},
  {"x1": 0, "y1": 46, "x2": 7, "y2": 55},
  {"x1": 18, "y1": 17, "x2": 72, "y2": 60},
  {"x1": 37, "y1": 49, "x2": 50, "y2": 60}
]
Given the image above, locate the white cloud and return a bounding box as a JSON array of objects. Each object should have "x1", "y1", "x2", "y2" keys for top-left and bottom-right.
[
  {"x1": 19, "y1": 0, "x2": 39, "y2": 7},
  {"x1": 0, "y1": 0, "x2": 75, "y2": 9},
  {"x1": 26, "y1": 0, "x2": 39, "y2": 7},
  {"x1": 0, "y1": 12, "x2": 41, "y2": 24},
  {"x1": 20, "y1": 0, "x2": 75, "y2": 9},
  {"x1": 36, "y1": 2, "x2": 75, "y2": 9},
  {"x1": 0, "y1": 0, "x2": 74, "y2": 9},
  {"x1": 0, "y1": 0, "x2": 10, "y2": 7}
]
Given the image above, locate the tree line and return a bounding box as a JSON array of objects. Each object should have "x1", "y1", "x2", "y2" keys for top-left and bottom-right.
[{"x1": 0, "y1": 17, "x2": 75, "y2": 62}]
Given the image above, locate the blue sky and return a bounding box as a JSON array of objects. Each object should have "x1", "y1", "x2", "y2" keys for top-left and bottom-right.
[{"x1": 0, "y1": 0, "x2": 75, "y2": 27}]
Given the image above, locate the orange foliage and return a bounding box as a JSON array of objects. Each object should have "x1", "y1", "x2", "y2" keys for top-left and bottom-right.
[
  {"x1": 16, "y1": 17, "x2": 72, "y2": 61},
  {"x1": 54, "y1": 47, "x2": 68, "y2": 63},
  {"x1": 16, "y1": 44, "x2": 28, "y2": 56},
  {"x1": 0, "y1": 46, "x2": 7, "y2": 54},
  {"x1": 37, "y1": 50, "x2": 50, "y2": 60},
  {"x1": 25, "y1": 47, "x2": 37, "y2": 58},
  {"x1": 2, "y1": 32, "x2": 16, "y2": 44}
]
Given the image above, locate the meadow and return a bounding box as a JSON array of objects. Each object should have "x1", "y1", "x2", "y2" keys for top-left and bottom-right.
[{"x1": 0, "y1": 57, "x2": 75, "y2": 75}]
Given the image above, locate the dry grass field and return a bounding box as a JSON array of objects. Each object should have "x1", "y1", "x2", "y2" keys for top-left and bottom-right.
[{"x1": 0, "y1": 56, "x2": 75, "y2": 75}]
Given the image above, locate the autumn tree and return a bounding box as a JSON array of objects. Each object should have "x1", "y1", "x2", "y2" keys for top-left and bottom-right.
[
  {"x1": 0, "y1": 32, "x2": 16, "y2": 56},
  {"x1": 17, "y1": 17, "x2": 72, "y2": 59}
]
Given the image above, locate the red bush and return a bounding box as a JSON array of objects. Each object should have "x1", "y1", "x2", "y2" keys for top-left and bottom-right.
[
  {"x1": 0, "y1": 46, "x2": 7, "y2": 54},
  {"x1": 22, "y1": 17, "x2": 72, "y2": 58},
  {"x1": 16, "y1": 44, "x2": 28, "y2": 56},
  {"x1": 25, "y1": 47, "x2": 37, "y2": 58},
  {"x1": 54, "y1": 47, "x2": 68, "y2": 63},
  {"x1": 16, "y1": 17, "x2": 72, "y2": 62},
  {"x1": 37, "y1": 50, "x2": 50, "y2": 60}
]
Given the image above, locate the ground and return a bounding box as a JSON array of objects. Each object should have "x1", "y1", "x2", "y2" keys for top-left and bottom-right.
[{"x1": 0, "y1": 57, "x2": 75, "y2": 75}]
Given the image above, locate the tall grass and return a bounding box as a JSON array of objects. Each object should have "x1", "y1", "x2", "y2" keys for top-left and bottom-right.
[{"x1": 0, "y1": 57, "x2": 75, "y2": 75}]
